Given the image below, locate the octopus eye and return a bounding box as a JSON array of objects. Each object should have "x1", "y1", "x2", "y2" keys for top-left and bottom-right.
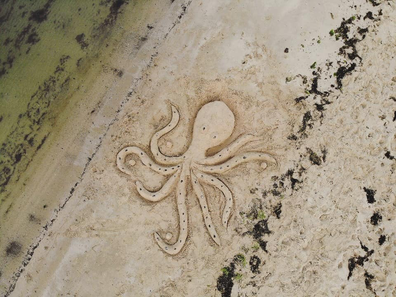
[{"x1": 202, "y1": 127, "x2": 206, "y2": 131}]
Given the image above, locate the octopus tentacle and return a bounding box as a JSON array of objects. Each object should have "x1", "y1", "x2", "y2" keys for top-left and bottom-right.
[
  {"x1": 195, "y1": 152, "x2": 277, "y2": 174},
  {"x1": 117, "y1": 146, "x2": 179, "y2": 176},
  {"x1": 150, "y1": 105, "x2": 186, "y2": 165},
  {"x1": 199, "y1": 134, "x2": 261, "y2": 165},
  {"x1": 135, "y1": 169, "x2": 181, "y2": 202},
  {"x1": 191, "y1": 171, "x2": 221, "y2": 245},
  {"x1": 154, "y1": 167, "x2": 189, "y2": 255},
  {"x1": 195, "y1": 171, "x2": 233, "y2": 227}
]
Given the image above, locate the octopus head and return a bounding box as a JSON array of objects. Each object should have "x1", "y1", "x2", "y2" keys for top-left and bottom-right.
[{"x1": 191, "y1": 101, "x2": 235, "y2": 152}]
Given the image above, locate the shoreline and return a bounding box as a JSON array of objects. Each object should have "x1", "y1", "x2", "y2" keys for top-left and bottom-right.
[{"x1": 0, "y1": 0, "x2": 191, "y2": 294}]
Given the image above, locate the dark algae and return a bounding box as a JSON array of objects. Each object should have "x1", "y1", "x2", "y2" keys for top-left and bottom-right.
[
  {"x1": 364, "y1": 11, "x2": 375, "y2": 20},
  {"x1": 363, "y1": 187, "x2": 376, "y2": 204},
  {"x1": 368, "y1": 0, "x2": 380, "y2": 6},
  {"x1": 294, "y1": 95, "x2": 308, "y2": 103},
  {"x1": 26, "y1": 32, "x2": 40, "y2": 45},
  {"x1": 5, "y1": 241, "x2": 22, "y2": 257},
  {"x1": 335, "y1": 63, "x2": 356, "y2": 89},
  {"x1": 75, "y1": 33, "x2": 89, "y2": 49},
  {"x1": 385, "y1": 151, "x2": 395, "y2": 160},
  {"x1": 273, "y1": 203, "x2": 282, "y2": 219},
  {"x1": 233, "y1": 254, "x2": 247, "y2": 267},
  {"x1": 364, "y1": 271, "x2": 375, "y2": 292},
  {"x1": 378, "y1": 235, "x2": 386, "y2": 245},
  {"x1": 217, "y1": 251, "x2": 262, "y2": 296},
  {"x1": 307, "y1": 148, "x2": 322, "y2": 165},
  {"x1": 217, "y1": 2, "x2": 388, "y2": 296},
  {"x1": 299, "y1": 111, "x2": 313, "y2": 133},
  {"x1": 252, "y1": 219, "x2": 271, "y2": 239},
  {"x1": 370, "y1": 212, "x2": 382, "y2": 225},
  {"x1": 347, "y1": 241, "x2": 374, "y2": 280},
  {"x1": 249, "y1": 255, "x2": 261, "y2": 274},
  {"x1": 217, "y1": 263, "x2": 236, "y2": 297},
  {"x1": 257, "y1": 239, "x2": 268, "y2": 253},
  {"x1": 29, "y1": 0, "x2": 54, "y2": 23}
]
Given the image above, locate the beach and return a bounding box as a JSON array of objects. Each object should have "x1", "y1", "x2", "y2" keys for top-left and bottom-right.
[{"x1": 0, "y1": 0, "x2": 395, "y2": 296}]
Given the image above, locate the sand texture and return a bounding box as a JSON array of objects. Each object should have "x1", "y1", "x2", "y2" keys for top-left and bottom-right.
[{"x1": 1, "y1": 0, "x2": 395, "y2": 296}]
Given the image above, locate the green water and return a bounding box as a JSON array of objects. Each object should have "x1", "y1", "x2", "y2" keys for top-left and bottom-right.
[
  {"x1": 0, "y1": 0, "x2": 130, "y2": 197},
  {"x1": 0, "y1": 0, "x2": 171, "y2": 292}
]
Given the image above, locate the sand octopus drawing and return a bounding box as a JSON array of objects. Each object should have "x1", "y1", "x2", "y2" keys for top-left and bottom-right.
[{"x1": 116, "y1": 101, "x2": 276, "y2": 255}]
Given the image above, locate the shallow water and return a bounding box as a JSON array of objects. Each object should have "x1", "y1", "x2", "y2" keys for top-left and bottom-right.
[
  {"x1": 0, "y1": 0, "x2": 145, "y2": 293},
  {"x1": 0, "y1": 0, "x2": 131, "y2": 197}
]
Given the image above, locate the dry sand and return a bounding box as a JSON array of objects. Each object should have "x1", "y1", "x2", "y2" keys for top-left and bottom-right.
[{"x1": 1, "y1": 0, "x2": 395, "y2": 296}]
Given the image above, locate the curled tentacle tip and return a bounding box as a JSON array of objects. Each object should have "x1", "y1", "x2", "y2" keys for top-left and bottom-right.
[
  {"x1": 260, "y1": 162, "x2": 268, "y2": 170},
  {"x1": 153, "y1": 232, "x2": 163, "y2": 242},
  {"x1": 272, "y1": 156, "x2": 279, "y2": 167},
  {"x1": 265, "y1": 155, "x2": 278, "y2": 166}
]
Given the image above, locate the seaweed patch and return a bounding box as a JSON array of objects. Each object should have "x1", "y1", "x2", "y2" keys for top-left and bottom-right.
[
  {"x1": 272, "y1": 203, "x2": 282, "y2": 219},
  {"x1": 364, "y1": 271, "x2": 375, "y2": 292},
  {"x1": 99, "y1": 0, "x2": 127, "y2": 28},
  {"x1": 378, "y1": 235, "x2": 386, "y2": 245},
  {"x1": 307, "y1": 148, "x2": 323, "y2": 166},
  {"x1": 249, "y1": 255, "x2": 261, "y2": 274},
  {"x1": 28, "y1": 0, "x2": 54, "y2": 23},
  {"x1": 218, "y1": 2, "x2": 387, "y2": 295},
  {"x1": 26, "y1": 31, "x2": 40, "y2": 45},
  {"x1": 5, "y1": 241, "x2": 22, "y2": 257},
  {"x1": 217, "y1": 263, "x2": 236, "y2": 297},
  {"x1": 347, "y1": 241, "x2": 374, "y2": 280},
  {"x1": 0, "y1": 55, "x2": 71, "y2": 194},
  {"x1": 363, "y1": 187, "x2": 376, "y2": 204},
  {"x1": 370, "y1": 212, "x2": 382, "y2": 225},
  {"x1": 75, "y1": 33, "x2": 89, "y2": 50},
  {"x1": 298, "y1": 111, "x2": 313, "y2": 134}
]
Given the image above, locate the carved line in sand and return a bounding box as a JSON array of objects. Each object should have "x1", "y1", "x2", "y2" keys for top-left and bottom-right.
[{"x1": 116, "y1": 101, "x2": 276, "y2": 255}]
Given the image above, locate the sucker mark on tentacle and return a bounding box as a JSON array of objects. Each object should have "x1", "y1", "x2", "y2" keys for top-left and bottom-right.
[
  {"x1": 150, "y1": 105, "x2": 186, "y2": 165},
  {"x1": 199, "y1": 134, "x2": 261, "y2": 165},
  {"x1": 196, "y1": 151, "x2": 277, "y2": 174},
  {"x1": 154, "y1": 167, "x2": 188, "y2": 255},
  {"x1": 117, "y1": 146, "x2": 179, "y2": 175},
  {"x1": 195, "y1": 171, "x2": 233, "y2": 227},
  {"x1": 191, "y1": 171, "x2": 221, "y2": 245},
  {"x1": 136, "y1": 169, "x2": 182, "y2": 202}
]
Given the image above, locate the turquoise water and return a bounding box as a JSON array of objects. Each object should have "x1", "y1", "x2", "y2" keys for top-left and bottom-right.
[{"x1": 0, "y1": 0, "x2": 130, "y2": 198}]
